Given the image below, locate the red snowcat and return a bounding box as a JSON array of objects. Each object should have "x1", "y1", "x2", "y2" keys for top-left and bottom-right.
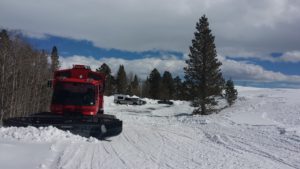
[{"x1": 3, "y1": 65, "x2": 122, "y2": 139}]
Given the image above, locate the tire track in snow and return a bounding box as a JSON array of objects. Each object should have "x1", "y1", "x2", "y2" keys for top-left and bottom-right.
[
  {"x1": 142, "y1": 123, "x2": 204, "y2": 169},
  {"x1": 55, "y1": 143, "x2": 84, "y2": 169},
  {"x1": 105, "y1": 120, "x2": 204, "y2": 169},
  {"x1": 118, "y1": 123, "x2": 165, "y2": 168},
  {"x1": 51, "y1": 143, "x2": 102, "y2": 169},
  {"x1": 44, "y1": 90, "x2": 300, "y2": 169},
  {"x1": 108, "y1": 104, "x2": 217, "y2": 169},
  {"x1": 200, "y1": 124, "x2": 300, "y2": 169}
]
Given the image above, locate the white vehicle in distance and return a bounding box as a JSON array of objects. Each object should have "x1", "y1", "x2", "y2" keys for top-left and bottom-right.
[{"x1": 114, "y1": 94, "x2": 146, "y2": 105}]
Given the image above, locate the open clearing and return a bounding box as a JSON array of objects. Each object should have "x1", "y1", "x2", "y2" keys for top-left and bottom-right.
[{"x1": 1, "y1": 87, "x2": 300, "y2": 169}]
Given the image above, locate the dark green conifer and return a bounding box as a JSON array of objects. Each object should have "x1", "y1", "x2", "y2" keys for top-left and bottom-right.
[
  {"x1": 184, "y1": 15, "x2": 224, "y2": 115},
  {"x1": 130, "y1": 75, "x2": 140, "y2": 96},
  {"x1": 173, "y1": 76, "x2": 183, "y2": 100},
  {"x1": 50, "y1": 46, "x2": 60, "y2": 72},
  {"x1": 96, "y1": 63, "x2": 114, "y2": 95},
  {"x1": 148, "y1": 68, "x2": 161, "y2": 99},
  {"x1": 116, "y1": 65, "x2": 127, "y2": 94},
  {"x1": 225, "y1": 79, "x2": 238, "y2": 106},
  {"x1": 160, "y1": 71, "x2": 174, "y2": 100},
  {"x1": 141, "y1": 78, "x2": 150, "y2": 98}
]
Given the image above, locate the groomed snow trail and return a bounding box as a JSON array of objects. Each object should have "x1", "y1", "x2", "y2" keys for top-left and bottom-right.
[{"x1": 0, "y1": 87, "x2": 300, "y2": 169}]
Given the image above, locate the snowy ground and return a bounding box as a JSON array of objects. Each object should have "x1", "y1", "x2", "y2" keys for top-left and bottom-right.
[{"x1": 0, "y1": 87, "x2": 300, "y2": 169}]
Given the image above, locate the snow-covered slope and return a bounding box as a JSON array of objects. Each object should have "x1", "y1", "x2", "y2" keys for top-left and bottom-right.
[{"x1": 0, "y1": 87, "x2": 300, "y2": 169}]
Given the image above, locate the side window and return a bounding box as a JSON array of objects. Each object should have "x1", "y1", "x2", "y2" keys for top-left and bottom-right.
[
  {"x1": 88, "y1": 73, "x2": 102, "y2": 80},
  {"x1": 56, "y1": 71, "x2": 71, "y2": 78}
]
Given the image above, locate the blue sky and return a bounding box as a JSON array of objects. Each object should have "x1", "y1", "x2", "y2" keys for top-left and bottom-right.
[
  {"x1": 22, "y1": 34, "x2": 300, "y2": 88},
  {"x1": 226, "y1": 56, "x2": 300, "y2": 76},
  {"x1": 1, "y1": 0, "x2": 300, "y2": 88},
  {"x1": 25, "y1": 35, "x2": 183, "y2": 60},
  {"x1": 26, "y1": 34, "x2": 300, "y2": 78}
]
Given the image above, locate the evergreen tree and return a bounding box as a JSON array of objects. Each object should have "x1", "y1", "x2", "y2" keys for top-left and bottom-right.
[
  {"x1": 181, "y1": 81, "x2": 192, "y2": 101},
  {"x1": 173, "y1": 76, "x2": 183, "y2": 100},
  {"x1": 130, "y1": 75, "x2": 140, "y2": 96},
  {"x1": 96, "y1": 63, "x2": 110, "y2": 75},
  {"x1": 96, "y1": 63, "x2": 114, "y2": 95},
  {"x1": 116, "y1": 65, "x2": 127, "y2": 94},
  {"x1": 160, "y1": 71, "x2": 174, "y2": 100},
  {"x1": 184, "y1": 15, "x2": 224, "y2": 115},
  {"x1": 225, "y1": 79, "x2": 238, "y2": 106},
  {"x1": 148, "y1": 68, "x2": 161, "y2": 99},
  {"x1": 141, "y1": 77, "x2": 150, "y2": 98},
  {"x1": 126, "y1": 72, "x2": 134, "y2": 95},
  {"x1": 50, "y1": 46, "x2": 59, "y2": 72}
]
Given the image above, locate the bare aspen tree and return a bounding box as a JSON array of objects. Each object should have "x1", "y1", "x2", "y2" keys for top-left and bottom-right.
[{"x1": 0, "y1": 30, "x2": 52, "y2": 120}]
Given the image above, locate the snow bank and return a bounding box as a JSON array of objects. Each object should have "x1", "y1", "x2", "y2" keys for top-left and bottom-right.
[{"x1": 0, "y1": 126, "x2": 99, "y2": 143}]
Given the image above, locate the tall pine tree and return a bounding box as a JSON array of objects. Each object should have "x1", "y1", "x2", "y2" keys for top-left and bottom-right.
[
  {"x1": 96, "y1": 63, "x2": 115, "y2": 95},
  {"x1": 173, "y1": 76, "x2": 183, "y2": 100},
  {"x1": 160, "y1": 71, "x2": 174, "y2": 100},
  {"x1": 116, "y1": 65, "x2": 127, "y2": 94},
  {"x1": 184, "y1": 15, "x2": 224, "y2": 115},
  {"x1": 148, "y1": 68, "x2": 161, "y2": 99},
  {"x1": 50, "y1": 46, "x2": 59, "y2": 72},
  {"x1": 141, "y1": 77, "x2": 150, "y2": 98},
  {"x1": 130, "y1": 75, "x2": 140, "y2": 96}
]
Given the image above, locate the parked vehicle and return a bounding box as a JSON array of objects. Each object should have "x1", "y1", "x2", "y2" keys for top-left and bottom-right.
[
  {"x1": 114, "y1": 94, "x2": 146, "y2": 105},
  {"x1": 157, "y1": 100, "x2": 174, "y2": 105}
]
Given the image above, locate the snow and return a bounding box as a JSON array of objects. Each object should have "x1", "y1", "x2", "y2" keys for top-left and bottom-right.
[{"x1": 0, "y1": 86, "x2": 300, "y2": 169}]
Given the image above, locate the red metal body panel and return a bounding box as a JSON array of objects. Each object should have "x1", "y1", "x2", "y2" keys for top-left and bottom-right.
[{"x1": 50, "y1": 65, "x2": 105, "y2": 116}]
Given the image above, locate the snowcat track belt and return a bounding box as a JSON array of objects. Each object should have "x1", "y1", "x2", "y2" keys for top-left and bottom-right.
[{"x1": 2, "y1": 113, "x2": 122, "y2": 139}]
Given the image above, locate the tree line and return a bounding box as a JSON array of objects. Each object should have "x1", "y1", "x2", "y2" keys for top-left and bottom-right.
[
  {"x1": 96, "y1": 64, "x2": 189, "y2": 100},
  {"x1": 97, "y1": 58, "x2": 237, "y2": 112},
  {"x1": 0, "y1": 30, "x2": 59, "y2": 121}
]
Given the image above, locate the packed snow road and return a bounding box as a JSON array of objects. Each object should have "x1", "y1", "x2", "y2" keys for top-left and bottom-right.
[{"x1": 0, "y1": 87, "x2": 300, "y2": 169}]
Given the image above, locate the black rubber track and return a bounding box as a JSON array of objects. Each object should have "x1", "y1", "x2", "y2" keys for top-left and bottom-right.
[{"x1": 2, "y1": 112, "x2": 122, "y2": 140}]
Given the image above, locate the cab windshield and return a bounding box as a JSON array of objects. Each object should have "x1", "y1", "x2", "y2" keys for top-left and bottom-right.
[{"x1": 52, "y1": 82, "x2": 96, "y2": 106}]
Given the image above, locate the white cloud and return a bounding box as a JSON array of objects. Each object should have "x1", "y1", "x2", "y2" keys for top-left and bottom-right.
[
  {"x1": 60, "y1": 55, "x2": 300, "y2": 84},
  {"x1": 219, "y1": 55, "x2": 300, "y2": 83},
  {"x1": 59, "y1": 56, "x2": 100, "y2": 70},
  {"x1": 19, "y1": 29, "x2": 48, "y2": 39},
  {"x1": 1, "y1": 0, "x2": 300, "y2": 54},
  {"x1": 59, "y1": 55, "x2": 186, "y2": 79},
  {"x1": 279, "y1": 51, "x2": 300, "y2": 63},
  {"x1": 222, "y1": 50, "x2": 300, "y2": 63}
]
